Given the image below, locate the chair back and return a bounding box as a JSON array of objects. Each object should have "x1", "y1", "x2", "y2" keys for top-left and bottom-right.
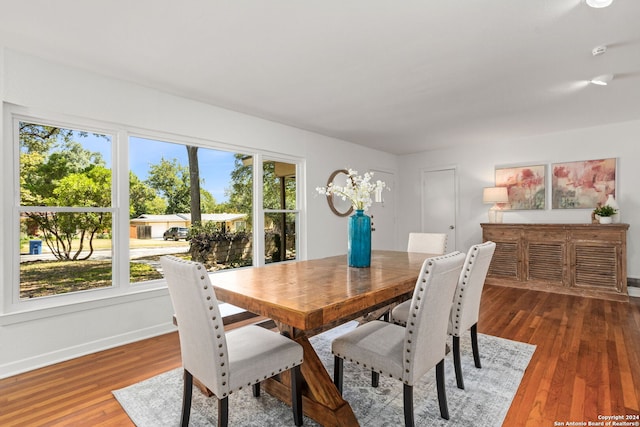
[
  {"x1": 407, "y1": 232, "x2": 447, "y2": 255},
  {"x1": 403, "y1": 251, "x2": 465, "y2": 384},
  {"x1": 160, "y1": 255, "x2": 230, "y2": 397},
  {"x1": 449, "y1": 241, "x2": 496, "y2": 336}
]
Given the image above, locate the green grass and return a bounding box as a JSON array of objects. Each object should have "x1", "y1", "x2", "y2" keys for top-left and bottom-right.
[{"x1": 20, "y1": 259, "x2": 165, "y2": 299}]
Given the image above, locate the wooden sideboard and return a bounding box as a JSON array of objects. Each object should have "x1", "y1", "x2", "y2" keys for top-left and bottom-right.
[{"x1": 481, "y1": 223, "x2": 629, "y2": 301}]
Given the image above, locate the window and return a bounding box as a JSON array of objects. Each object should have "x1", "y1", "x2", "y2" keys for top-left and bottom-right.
[
  {"x1": 6, "y1": 109, "x2": 303, "y2": 313},
  {"x1": 17, "y1": 120, "x2": 114, "y2": 299},
  {"x1": 128, "y1": 137, "x2": 254, "y2": 279},
  {"x1": 263, "y1": 159, "x2": 298, "y2": 263}
]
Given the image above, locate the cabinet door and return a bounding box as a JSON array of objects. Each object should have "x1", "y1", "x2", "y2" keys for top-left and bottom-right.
[
  {"x1": 571, "y1": 241, "x2": 622, "y2": 292},
  {"x1": 570, "y1": 228, "x2": 625, "y2": 293},
  {"x1": 525, "y1": 228, "x2": 566, "y2": 286},
  {"x1": 483, "y1": 227, "x2": 521, "y2": 280}
]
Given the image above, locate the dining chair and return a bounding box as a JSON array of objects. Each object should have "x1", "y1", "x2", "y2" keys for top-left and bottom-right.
[
  {"x1": 407, "y1": 232, "x2": 447, "y2": 255},
  {"x1": 391, "y1": 241, "x2": 496, "y2": 389},
  {"x1": 160, "y1": 255, "x2": 304, "y2": 427},
  {"x1": 371, "y1": 231, "x2": 449, "y2": 323},
  {"x1": 332, "y1": 252, "x2": 466, "y2": 425}
]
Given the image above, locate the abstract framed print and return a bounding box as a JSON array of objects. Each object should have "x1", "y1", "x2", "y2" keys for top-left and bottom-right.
[
  {"x1": 495, "y1": 164, "x2": 546, "y2": 210},
  {"x1": 551, "y1": 158, "x2": 616, "y2": 209}
]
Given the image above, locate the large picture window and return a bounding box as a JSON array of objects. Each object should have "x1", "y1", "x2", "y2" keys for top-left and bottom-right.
[
  {"x1": 7, "y1": 110, "x2": 303, "y2": 313},
  {"x1": 128, "y1": 137, "x2": 255, "y2": 280}
]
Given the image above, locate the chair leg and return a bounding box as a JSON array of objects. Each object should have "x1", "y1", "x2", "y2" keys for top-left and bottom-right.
[
  {"x1": 290, "y1": 365, "x2": 303, "y2": 426},
  {"x1": 436, "y1": 359, "x2": 449, "y2": 420},
  {"x1": 333, "y1": 355, "x2": 344, "y2": 395},
  {"x1": 217, "y1": 396, "x2": 229, "y2": 427},
  {"x1": 403, "y1": 384, "x2": 414, "y2": 427},
  {"x1": 371, "y1": 370, "x2": 379, "y2": 388},
  {"x1": 471, "y1": 323, "x2": 482, "y2": 368},
  {"x1": 252, "y1": 382, "x2": 260, "y2": 397},
  {"x1": 453, "y1": 336, "x2": 465, "y2": 390},
  {"x1": 181, "y1": 370, "x2": 193, "y2": 427}
]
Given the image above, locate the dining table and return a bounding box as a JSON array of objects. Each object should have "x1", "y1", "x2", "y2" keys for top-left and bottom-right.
[{"x1": 211, "y1": 250, "x2": 433, "y2": 427}]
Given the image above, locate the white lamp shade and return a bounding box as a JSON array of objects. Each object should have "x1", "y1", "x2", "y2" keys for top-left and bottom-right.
[{"x1": 483, "y1": 187, "x2": 509, "y2": 204}]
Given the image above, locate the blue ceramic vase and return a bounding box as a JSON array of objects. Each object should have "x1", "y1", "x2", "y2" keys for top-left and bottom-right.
[{"x1": 348, "y1": 209, "x2": 371, "y2": 268}]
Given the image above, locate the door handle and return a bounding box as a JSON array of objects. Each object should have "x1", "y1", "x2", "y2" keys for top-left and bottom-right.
[{"x1": 449, "y1": 225, "x2": 455, "y2": 230}]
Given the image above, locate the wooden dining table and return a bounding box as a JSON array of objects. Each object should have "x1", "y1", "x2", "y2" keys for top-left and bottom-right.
[{"x1": 211, "y1": 250, "x2": 433, "y2": 427}]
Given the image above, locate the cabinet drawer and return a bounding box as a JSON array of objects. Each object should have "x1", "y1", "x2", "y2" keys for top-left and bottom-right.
[{"x1": 572, "y1": 229, "x2": 623, "y2": 243}]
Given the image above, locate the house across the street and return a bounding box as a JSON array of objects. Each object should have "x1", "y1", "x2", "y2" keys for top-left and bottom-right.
[{"x1": 129, "y1": 213, "x2": 247, "y2": 239}]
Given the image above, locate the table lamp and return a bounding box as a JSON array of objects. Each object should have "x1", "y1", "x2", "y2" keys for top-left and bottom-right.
[{"x1": 483, "y1": 187, "x2": 509, "y2": 223}]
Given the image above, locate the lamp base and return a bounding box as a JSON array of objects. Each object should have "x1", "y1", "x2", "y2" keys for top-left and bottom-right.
[{"x1": 488, "y1": 207, "x2": 504, "y2": 223}]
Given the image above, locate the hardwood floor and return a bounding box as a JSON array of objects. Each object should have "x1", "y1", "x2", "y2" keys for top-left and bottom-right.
[
  {"x1": 1, "y1": 285, "x2": 638, "y2": 426},
  {"x1": 480, "y1": 285, "x2": 640, "y2": 426}
]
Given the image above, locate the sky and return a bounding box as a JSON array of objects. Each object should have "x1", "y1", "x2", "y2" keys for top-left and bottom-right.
[
  {"x1": 129, "y1": 137, "x2": 237, "y2": 203},
  {"x1": 82, "y1": 134, "x2": 238, "y2": 203}
]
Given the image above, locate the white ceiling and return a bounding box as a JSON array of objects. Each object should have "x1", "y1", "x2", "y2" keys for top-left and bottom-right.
[{"x1": 1, "y1": 1, "x2": 639, "y2": 155}]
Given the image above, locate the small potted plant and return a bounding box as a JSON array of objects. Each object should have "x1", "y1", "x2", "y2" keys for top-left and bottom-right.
[{"x1": 593, "y1": 205, "x2": 617, "y2": 224}]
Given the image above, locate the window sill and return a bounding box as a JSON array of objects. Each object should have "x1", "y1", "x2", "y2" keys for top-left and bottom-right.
[{"x1": 0, "y1": 286, "x2": 169, "y2": 326}]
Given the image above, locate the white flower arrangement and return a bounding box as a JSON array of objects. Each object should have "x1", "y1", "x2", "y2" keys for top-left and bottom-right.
[{"x1": 316, "y1": 169, "x2": 388, "y2": 211}]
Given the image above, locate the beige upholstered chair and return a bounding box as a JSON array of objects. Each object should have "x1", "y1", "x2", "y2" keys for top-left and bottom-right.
[
  {"x1": 332, "y1": 252, "x2": 466, "y2": 425},
  {"x1": 160, "y1": 256, "x2": 304, "y2": 427},
  {"x1": 407, "y1": 232, "x2": 447, "y2": 255},
  {"x1": 392, "y1": 241, "x2": 496, "y2": 389}
]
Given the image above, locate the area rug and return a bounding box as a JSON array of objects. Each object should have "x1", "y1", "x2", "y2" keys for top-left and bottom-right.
[{"x1": 113, "y1": 322, "x2": 535, "y2": 426}]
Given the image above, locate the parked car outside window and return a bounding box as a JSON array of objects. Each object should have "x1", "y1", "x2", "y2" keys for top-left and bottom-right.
[{"x1": 163, "y1": 227, "x2": 188, "y2": 241}]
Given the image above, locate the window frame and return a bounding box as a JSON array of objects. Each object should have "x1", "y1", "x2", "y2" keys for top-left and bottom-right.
[
  {"x1": 260, "y1": 155, "x2": 303, "y2": 265},
  {"x1": 1, "y1": 105, "x2": 306, "y2": 319}
]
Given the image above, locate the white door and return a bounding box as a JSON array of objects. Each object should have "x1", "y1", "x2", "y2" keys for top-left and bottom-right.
[
  {"x1": 421, "y1": 168, "x2": 456, "y2": 251},
  {"x1": 369, "y1": 170, "x2": 396, "y2": 250}
]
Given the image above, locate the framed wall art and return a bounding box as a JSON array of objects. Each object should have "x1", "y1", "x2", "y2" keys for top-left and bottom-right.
[
  {"x1": 495, "y1": 164, "x2": 546, "y2": 210},
  {"x1": 551, "y1": 158, "x2": 616, "y2": 209}
]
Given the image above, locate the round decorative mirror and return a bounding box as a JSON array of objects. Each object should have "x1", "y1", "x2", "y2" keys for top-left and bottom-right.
[{"x1": 326, "y1": 169, "x2": 354, "y2": 217}]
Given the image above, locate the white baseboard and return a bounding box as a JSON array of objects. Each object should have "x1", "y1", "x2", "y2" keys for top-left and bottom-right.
[
  {"x1": 628, "y1": 287, "x2": 640, "y2": 298},
  {"x1": 0, "y1": 322, "x2": 176, "y2": 380}
]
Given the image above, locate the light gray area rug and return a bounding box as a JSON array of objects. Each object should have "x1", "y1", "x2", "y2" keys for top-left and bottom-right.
[{"x1": 113, "y1": 322, "x2": 535, "y2": 426}]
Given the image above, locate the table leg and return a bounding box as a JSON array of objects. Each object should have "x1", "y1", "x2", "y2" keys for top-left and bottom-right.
[{"x1": 262, "y1": 333, "x2": 360, "y2": 427}]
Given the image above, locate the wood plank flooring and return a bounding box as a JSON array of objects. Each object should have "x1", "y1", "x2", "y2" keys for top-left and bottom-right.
[{"x1": 1, "y1": 285, "x2": 639, "y2": 426}]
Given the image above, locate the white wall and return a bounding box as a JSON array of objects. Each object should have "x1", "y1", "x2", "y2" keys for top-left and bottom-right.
[
  {"x1": 397, "y1": 121, "x2": 640, "y2": 280},
  {"x1": 0, "y1": 49, "x2": 397, "y2": 378}
]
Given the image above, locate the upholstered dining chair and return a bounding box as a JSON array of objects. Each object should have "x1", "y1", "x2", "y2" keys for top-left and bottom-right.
[
  {"x1": 407, "y1": 232, "x2": 447, "y2": 255},
  {"x1": 332, "y1": 252, "x2": 466, "y2": 425},
  {"x1": 370, "y1": 231, "x2": 448, "y2": 323},
  {"x1": 391, "y1": 241, "x2": 496, "y2": 389},
  {"x1": 160, "y1": 255, "x2": 304, "y2": 427}
]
